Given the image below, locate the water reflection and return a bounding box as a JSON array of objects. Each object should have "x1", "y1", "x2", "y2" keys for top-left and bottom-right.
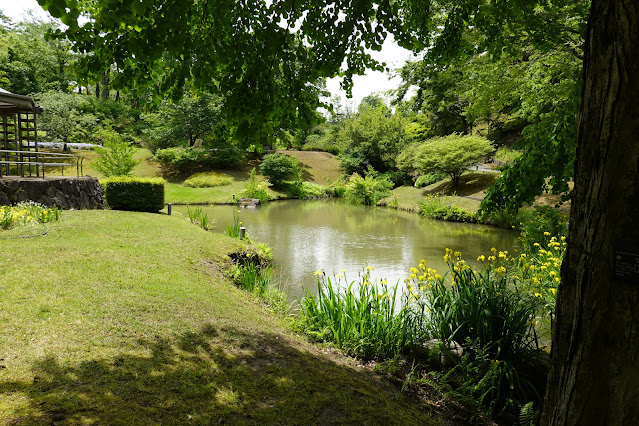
[{"x1": 174, "y1": 200, "x2": 517, "y2": 301}]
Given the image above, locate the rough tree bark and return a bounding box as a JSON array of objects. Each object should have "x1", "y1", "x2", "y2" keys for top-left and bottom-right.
[{"x1": 541, "y1": 1, "x2": 639, "y2": 424}]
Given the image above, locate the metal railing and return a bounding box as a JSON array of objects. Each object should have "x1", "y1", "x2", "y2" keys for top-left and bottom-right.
[{"x1": 0, "y1": 149, "x2": 84, "y2": 178}]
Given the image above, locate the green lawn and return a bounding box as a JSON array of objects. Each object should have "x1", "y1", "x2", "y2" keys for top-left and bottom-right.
[{"x1": 0, "y1": 211, "x2": 435, "y2": 425}]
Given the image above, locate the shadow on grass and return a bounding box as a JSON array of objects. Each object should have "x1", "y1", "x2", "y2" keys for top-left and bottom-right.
[
  {"x1": 1, "y1": 325, "x2": 431, "y2": 425},
  {"x1": 425, "y1": 173, "x2": 498, "y2": 197}
]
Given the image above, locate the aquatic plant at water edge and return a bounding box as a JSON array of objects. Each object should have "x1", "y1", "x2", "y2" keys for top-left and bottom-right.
[
  {"x1": 224, "y1": 209, "x2": 241, "y2": 238},
  {"x1": 405, "y1": 249, "x2": 545, "y2": 417},
  {"x1": 298, "y1": 268, "x2": 412, "y2": 359},
  {"x1": 187, "y1": 206, "x2": 211, "y2": 230}
]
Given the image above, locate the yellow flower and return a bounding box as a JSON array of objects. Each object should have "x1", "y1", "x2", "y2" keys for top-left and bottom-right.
[
  {"x1": 544, "y1": 231, "x2": 551, "y2": 236},
  {"x1": 435, "y1": 274, "x2": 442, "y2": 280},
  {"x1": 495, "y1": 266, "x2": 506, "y2": 275},
  {"x1": 550, "y1": 288, "x2": 557, "y2": 295},
  {"x1": 336, "y1": 274, "x2": 343, "y2": 279},
  {"x1": 366, "y1": 265, "x2": 374, "y2": 271},
  {"x1": 314, "y1": 270, "x2": 323, "y2": 276},
  {"x1": 381, "y1": 279, "x2": 388, "y2": 285},
  {"x1": 535, "y1": 292, "x2": 543, "y2": 298},
  {"x1": 410, "y1": 267, "x2": 419, "y2": 274},
  {"x1": 491, "y1": 247, "x2": 497, "y2": 253},
  {"x1": 454, "y1": 251, "x2": 462, "y2": 259},
  {"x1": 488, "y1": 256, "x2": 496, "y2": 262},
  {"x1": 477, "y1": 255, "x2": 486, "y2": 262}
]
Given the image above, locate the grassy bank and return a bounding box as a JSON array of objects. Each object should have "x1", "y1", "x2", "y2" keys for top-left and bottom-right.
[{"x1": 0, "y1": 210, "x2": 434, "y2": 424}]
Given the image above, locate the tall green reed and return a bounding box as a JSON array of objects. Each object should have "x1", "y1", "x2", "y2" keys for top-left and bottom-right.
[{"x1": 299, "y1": 268, "x2": 413, "y2": 359}]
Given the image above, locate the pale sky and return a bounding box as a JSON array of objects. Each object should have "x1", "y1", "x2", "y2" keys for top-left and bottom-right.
[{"x1": 1, "y1": 0, "x2": 412, "y2": 108}]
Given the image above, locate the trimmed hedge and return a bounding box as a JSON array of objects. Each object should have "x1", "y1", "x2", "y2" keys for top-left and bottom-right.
[{"x1": 101, "y1": 177, "x2": 165, "y2": 212}]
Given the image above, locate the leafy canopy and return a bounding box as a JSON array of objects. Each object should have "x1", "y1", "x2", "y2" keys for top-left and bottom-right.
[{"x1": 398, "y1": 134, "x2": 493, "y2": 186}]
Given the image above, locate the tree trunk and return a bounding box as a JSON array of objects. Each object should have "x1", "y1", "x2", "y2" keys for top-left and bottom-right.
[
  {"x1": 101, "y1": 71, "x2": 110, "y2": 101},
  {"x1": 95, "y1": 82, "x2": 100, "y2": 99},
  {"x1": 541, "y1": 1, "x2": 639, "y2": 424}
]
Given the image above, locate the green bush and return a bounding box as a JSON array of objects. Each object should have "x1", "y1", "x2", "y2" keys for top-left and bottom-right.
[
  {"x1": 183, "y1": 171, "x2": 232, "y2": 188},
  {"x1": 419, "y1": 195, "x2": 478, "y2": 223},
  {"x1": 240, "y1": 168, "x2": 270, "y2": 203},
  {"x1": 344, "y1": 171, "x2": 393, "y2": 205},
  {"x1": 154, "y1": 146, "x2": 243, "y2": 172},
  {"x1": 339, "y1": 150, "x2": 368, "y2": 176},
  {"x1": 415, "y1": 173, "x2": 446, "y2": 188},
  {"x1": 93, "y1": 137, "x2": 140, "y2": 177},
  {"x1": 259, "y1": 153, "x2": 301, "y2": 186},
  {"x1": 517, "y1": 206, "x2": 568, "y2": 254},
  {"x1": 101, "y1": 177, "x2": 165, "y2": 212}
]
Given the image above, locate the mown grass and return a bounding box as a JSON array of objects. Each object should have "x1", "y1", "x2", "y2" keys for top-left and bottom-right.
[
  {"x1": 0, "y1": 210, "x2": 435, "y2": 425},
  {"x1": 276, "y1": 150, "x2": 343, "y2": 184}
]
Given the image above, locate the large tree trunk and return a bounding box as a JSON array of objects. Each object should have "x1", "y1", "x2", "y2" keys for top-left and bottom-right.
[{"x1": 541, "y1": 1, "x2": 639, "y2": 424}]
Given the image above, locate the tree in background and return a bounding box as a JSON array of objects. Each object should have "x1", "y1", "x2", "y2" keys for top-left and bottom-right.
[
  {"x1": 0, "y1": 16, "x2": 76, "y2": 94},
  {"x1": 336, "y1": 98, "x2": 407, "y2": 175},
  {"x1": 397, "y1": 134, "x2": 493, "y2": 186}
]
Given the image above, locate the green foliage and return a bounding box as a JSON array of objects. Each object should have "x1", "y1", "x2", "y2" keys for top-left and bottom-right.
[
  {"x1": 142, "y1": 92, "x2": 225, "y2": 150},
  {"x1": 418, "y1": 196, "x2": 478, "y2": 223},
  {"x1": 493, "y1": 146, "x2": 522, "y2": 169},
  {"x1": 183, "y1": 172, "x2": 232, "y2": 188},
  {"x1": 101, "y1": 177, "x2": 165, "y2": 212},
  {"x1": 153, "y1": 147, "x2": 242, "y2": 172},
  {"x1": 187, "y1": 206, "x2": 212, "y2": 230},
  {"x1": 336, "y1": 104, "x2": 407, "y2": 173},
  {"x1": 517, "y1": 206, "x2": 569, "y2": 255},
  {"x1": 344, "y1": 171, "x2": 393, "y2": 206},
  {"x1": 406, "y1": 250, "x2": 543, "y2": 416},
  {"x1": 0, "y1": 202, "x2": 60, "y2": 230},
  {"x1": 415, "y1": 173, "x2": 446, "y2": 188},
  {"x1": 397, "y1": 134, "x2": 494, "y2": 187},
  {"x1": 240, "y1": 168, "x2": 270, "y2": 203},
  {"x1": 298, "y1": 269, "x2": 411, "y2": 359},
  {"x1": 0, "y1": 18, "x2": 75, "y2": 94},
  {"x1": 259, "y1": 153, "x2": 301, "y2": 186},
  {"x1": 93, "y1": 135, "x2": 140, "y2": 177}
]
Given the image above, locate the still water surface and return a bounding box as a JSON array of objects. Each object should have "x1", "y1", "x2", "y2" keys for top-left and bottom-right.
[{"x1": 175, "y1": 200, "x2": 517, "y2": 301}]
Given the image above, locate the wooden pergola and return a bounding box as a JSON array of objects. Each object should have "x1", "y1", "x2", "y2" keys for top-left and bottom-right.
[
  {"x1": 0, "y1": 89, "x2": 43, "y2": 177},
  {"x1": 0, "y1": 89, "x2": 82, "y2": 178}
]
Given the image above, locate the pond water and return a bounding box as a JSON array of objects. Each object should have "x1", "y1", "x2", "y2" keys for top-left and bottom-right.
[{"x1": 174, "y1": 200, "x2": 517, "y2": 301}]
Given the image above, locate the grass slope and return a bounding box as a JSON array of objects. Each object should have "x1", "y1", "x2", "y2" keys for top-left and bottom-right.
[
  {"x1": 0, "y1": 211, "x2": 434, "y2": 425},
  {"x1": 277, "y1": 150, "x2": 343, "y2": 184},
  {"x1": 380, "y1": 172, "x2": 499, "y2": 213}
]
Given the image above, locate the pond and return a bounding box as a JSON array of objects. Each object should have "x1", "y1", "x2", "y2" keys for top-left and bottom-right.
[{"x1": 174, "y1": 200, "x2": 517, "y2": 301}]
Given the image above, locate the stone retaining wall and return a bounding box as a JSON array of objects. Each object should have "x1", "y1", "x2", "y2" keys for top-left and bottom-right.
[{"x1": 0, "y1": 177, "x2": 105, "y2": 210}]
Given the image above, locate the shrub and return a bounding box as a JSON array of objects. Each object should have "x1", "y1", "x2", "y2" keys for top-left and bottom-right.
[
  {"x1": 154, "y1": 146, "x2": 243, "y2": 172},
  {"x1": 259, "y1": 153, "x2": 301, "y2": 186},
  {"x1": 397, "y1": 134, "x2": 494, "y2": 186},
  {"x1": 344, "y1": 171, "x2": 393, "y2": 205},
  {"x1": 339, "y1": 150, "x2": 368, "y2": 176},
  {"x1": 240, "y1": 168, "x2": 270, "y2": 203},
  {"x1": 517, "y1": 206, "x2": 568, "y2": 254},
  {"x1": 93, "y1": 139, "x2": 140, "y2": 177},
  {"x1": 419, "y1": 195, "x2": 478, "y2": 223},
  {"x1": 415, "y1": 173, "x2": 447, "y2": 188},
  {"x1": 101, "y1": 177, "x2": 165, "y2": 212},
  {"x1": 183, "y1": 171, "x2": 232, "y2": 188},
  {"x1": 493, "y1": 146, "x2": 522, "y2": 169}
]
